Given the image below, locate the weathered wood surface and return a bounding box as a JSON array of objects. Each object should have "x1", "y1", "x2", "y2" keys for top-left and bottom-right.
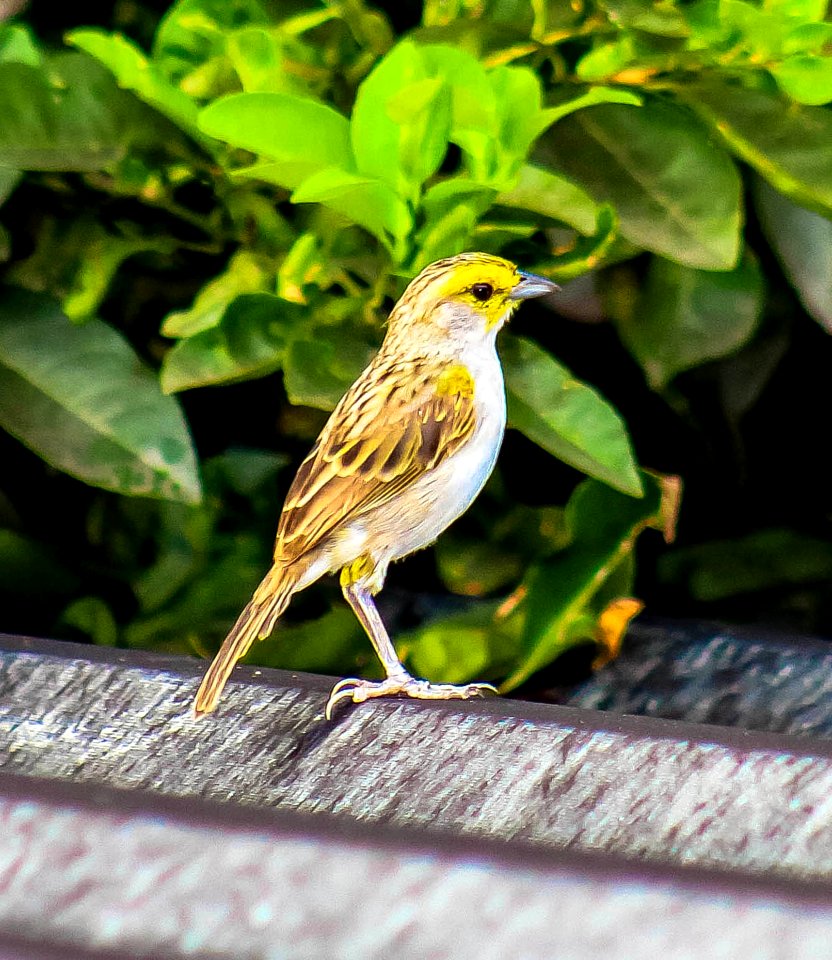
[
  {"x1": 569, "y1": 619, "x2": 832, "y2": 736},
  {"x1": 2, "y1": 632, "x2": 832, "y2": 881},
  {"x1": 2, "y1": 630, "x2": 832, "y2": 958},
  {"x1": 1, "y1": 773, "x2": 831, "y2": 960}
]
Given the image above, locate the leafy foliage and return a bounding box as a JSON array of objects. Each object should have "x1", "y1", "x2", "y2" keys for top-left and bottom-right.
[
  {"x1": 0, "y1": 288, "x2": 201, "y2": 502},
  {"x1": 1, "y1": 0, "x2": 831, "y2": 692}
]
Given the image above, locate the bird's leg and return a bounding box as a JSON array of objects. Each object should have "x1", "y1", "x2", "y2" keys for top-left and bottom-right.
[
  {"x1": 325, "y1": 559, "x2": 497, "y2": 719},
  {"x1": 342, "y1": 581, "x2": 410, "y2": 679}
]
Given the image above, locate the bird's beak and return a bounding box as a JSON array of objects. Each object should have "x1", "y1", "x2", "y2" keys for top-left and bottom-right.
[{"x1": 509, "y1": 271, "x2": 560, "y2": 301}]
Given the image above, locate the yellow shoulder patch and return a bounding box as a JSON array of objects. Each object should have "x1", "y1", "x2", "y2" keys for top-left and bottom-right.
[{"x1": 435, "y1": 364, "x2": 475, "y2": 399}]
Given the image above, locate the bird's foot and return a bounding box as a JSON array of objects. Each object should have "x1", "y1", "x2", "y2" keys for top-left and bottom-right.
[{"x1": 324, "y1": 673, "x2": 498, "y2": 720}]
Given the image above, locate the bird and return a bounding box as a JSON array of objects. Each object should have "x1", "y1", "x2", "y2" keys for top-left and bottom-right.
[{"x1": 191, "y1": 252, "x2": 558, "y2": 720}]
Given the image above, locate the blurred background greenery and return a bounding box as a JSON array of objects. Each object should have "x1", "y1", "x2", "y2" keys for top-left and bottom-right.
[{"x1": 1, "y1": 0, "x2": 830, "y2": 696}]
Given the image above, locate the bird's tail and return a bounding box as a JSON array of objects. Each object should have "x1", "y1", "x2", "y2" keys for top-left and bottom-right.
[{"x1": 191, "y1": 564, "x2": 296, "y2": 718}]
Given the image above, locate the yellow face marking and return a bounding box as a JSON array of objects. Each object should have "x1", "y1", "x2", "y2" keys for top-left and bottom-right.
[
  {"x1": 484, "y1": 300, "x2": 518, "y2": 331},
  {"x1": 415, "y1": 254, "x2": 521, "y2": 330},
  {"x1": 435, "y1": 364, "x2": 475, "y2": 400}
]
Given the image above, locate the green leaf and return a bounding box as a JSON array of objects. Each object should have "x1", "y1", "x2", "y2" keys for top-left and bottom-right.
[
  {"x1": 387, "y1": 75, "x2": 445, "y2": 122},
  {"x1": 351, "y1": 40, "x2": 452, "y2": 196},
  {"x1": 600, "y1": 0, "x2": 689, "y2": 35},
  {"x1": 538, "y1": 98, "x2": 742, "y2": 270},
  {"x1": 420, "y1": 178, "x2": 497, "y2": 219},
  {"x1": 781, "y1": 22, "x2": 832, "y2": 55},
  {"x1": 398, "y1": 595, "x2": 525, "y2": 686},
  {"x1": 0, "y1": 287, "x2": 201, "y2": 503},
  {"x1": 680, "y1": 77, "x2": 832, "y2": 217},
  {"x1": 60, "y1": 597, "x2": 119, "y2": 646},
  {"x1": 292, "y1": 168, "x2": 413, "y2": 248},
  {"x1": 493, "y1": 66, "x2": 623, "y2": 182},
  {"x1": 770, "y1": 54, "x2": 832, "y2": 105},
  {"x1": 0, "y1": 54, "x2": 129, "y2": 171},
  {"x1": 423, "y1": 45, "x2": 493, "y2": 119},
  {"x1": 762, "y1": 0, "x2": 828, "y2": 20},
  {"x1": 66, "y1": 30, "x2": 203, "y2": 137},
  {"x1": 7, "y1": 216, "x2": 174, "y2": 323},
  {"x1": 501, "y1": 333, "x2": 643, "y2": 497},
  {"x1": 497, "y1": 163, "x2": 598, "y2": 234},
  {"x1": 529, "y1": 204, "x2": 621, "y2": 281},
  {"x1": 199, "y1": 91, "x2": 352, "y2": 188},
  {"x1": 131, "y1": 497, "x2": 216, "y2": 615},
  {"x1": 479, "y1": 63, "x2": 539, "y2": 178},
  {"x1": 226, "y1": 26, "x2": 282, "y2": 92},
  {"x1": 414, "y1": 179, "x2": 497, "y2": 268},
  {"x1": 422, "y1": 44, "x2": 497, "y2": 178},
  {"x1": 470, "y1": 217, "x2": 539, "y2": 254},
  {"x1": 411, "y1": 624, "x2": 495, "y2": 684},
  {"x1": 63, "y1": 234, "x2": 176, "y2": 323},
  {"x1": 226, "y1": 26, "x2": 318, "y2": 96},
  {"x1": 413, "y1": 204, "x2": 481, "y2": 268},
  {"x1": 292, "y1": 170, "x2": 373, "y2": 201},
  {"x1": 466, "y1": 71, "x2": 636, "y2": 184},
  {"x1": 0, "y1": 23, "x2": 41, "y2": 67},
  {"x1": 501, "y1": 472, "x2": 666, "y2": 691},
  {"x1": 576, "y1": 37, "x2": 638, "y2": 82},
  {"x1": 754, "y1": 178, "x2": 832, "y2": 333},
  {"x1": 283, "y1": 328, "x2": 375, "y2": 410},
  {"x1": 531, "y1": 86, "x2": 643, "y2": 144},
  {"x1": 229, "y1": 160, "x2": 316, "y2": 191},
  {"x1": 152, "y1": 0, "x2": 270, "y2": 84},
  {"x1": 615, "y1": 255, "x2": 764, "y2": 389},
  {"x1": 406, "y1": 605, "x2": 512, "y2": 685},
  {"x1": 716, "y1": 0, "x2": 784, "y2": 59},
  {"x1": 161, "y1": 249, "x2": 275, "y2": 338},
  {"x1": 221, "y1": 189, "x2": 296, "y2": 253},
  {"x1": 161, "y1": 293, "x2": 300, "y2": 393},
  {"x1": 684, "y1": 0, "x2": 733, "y2": 49},
  {"x1": 277, "y1": 232, "x2": 326, "y2": 303}
]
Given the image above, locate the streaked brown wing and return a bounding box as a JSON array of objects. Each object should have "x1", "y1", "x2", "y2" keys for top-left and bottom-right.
[{"x1": 274, "y1": 359, "x2": 475, "y2": 564}]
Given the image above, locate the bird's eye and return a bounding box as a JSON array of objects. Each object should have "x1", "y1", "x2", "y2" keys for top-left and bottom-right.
[{"x1": 472, "y1": 283, "x2": 493, "y2": 302}]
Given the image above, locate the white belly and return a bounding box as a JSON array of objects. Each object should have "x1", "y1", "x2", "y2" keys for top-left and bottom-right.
[{"x1": 351, "y1": 343, "x2": 506, "y2": 565}]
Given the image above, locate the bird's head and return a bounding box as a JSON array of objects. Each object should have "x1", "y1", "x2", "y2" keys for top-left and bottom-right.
[{"x1": 389, "y1": 252, "x2": 559, "y2": 344}]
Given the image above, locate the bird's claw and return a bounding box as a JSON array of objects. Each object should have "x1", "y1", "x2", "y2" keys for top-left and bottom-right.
[{"x1": 324, "y1": 674, "x2": 498, "y2": 720}]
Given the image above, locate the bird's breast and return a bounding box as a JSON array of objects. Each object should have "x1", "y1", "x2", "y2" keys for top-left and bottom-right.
[{"x1": 364, "y1": 344, "x2": 506, "y2": 563}]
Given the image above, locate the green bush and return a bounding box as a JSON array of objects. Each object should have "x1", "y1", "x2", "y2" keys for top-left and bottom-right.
[{"x1": 1, "y1": 0, "x2": 830, "y2": 689}]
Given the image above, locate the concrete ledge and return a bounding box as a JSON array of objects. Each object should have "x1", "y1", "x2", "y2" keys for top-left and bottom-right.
[
  {"x1": 1, "y1": 771, "x2": 831, "y2": 960},
  {"x1": 3, "y1": 632, "x2": 832, "y2": 957}
]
